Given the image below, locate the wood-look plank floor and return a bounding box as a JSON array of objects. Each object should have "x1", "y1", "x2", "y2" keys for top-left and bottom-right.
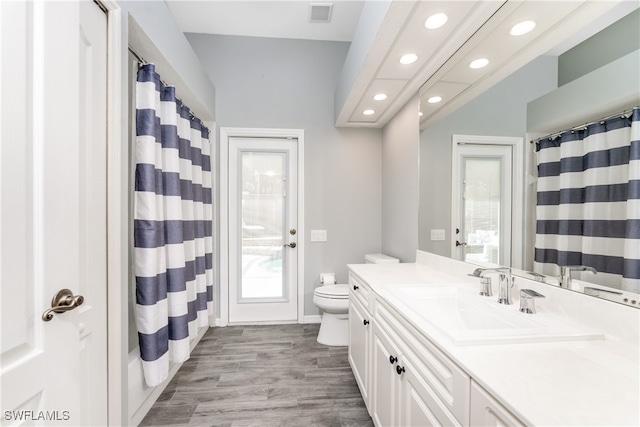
[{"x1": 140, "y1": 324, "x2": 373, "y2": 427}]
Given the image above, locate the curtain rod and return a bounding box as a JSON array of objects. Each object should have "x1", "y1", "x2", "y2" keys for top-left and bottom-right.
[
  {"x1": 128, "y1": 46, "x2": 202, "y2": 123},
  {"x1": 127, "y1": 46, "x2": 148, "y2": 66},
  {"x1": 530, "y1": 107, "x2": 637, "y2": 144}
]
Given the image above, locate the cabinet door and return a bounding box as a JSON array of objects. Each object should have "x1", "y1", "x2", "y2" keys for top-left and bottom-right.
[
  {"x1": 470, "y1": 381, "x2": 525, "y2": 427},
  {"x1": 399, "y1": 356, "x2": 463, "y2": 427},
  {"x1": 372, "y1": 322, "x2": 402, "y2": 427},
  {"x1": 348, "y1": 299, "x2": 370, "y2": 407},
  {"x1": 377, "y1": 299, "x2": 470, "y2": 424}
]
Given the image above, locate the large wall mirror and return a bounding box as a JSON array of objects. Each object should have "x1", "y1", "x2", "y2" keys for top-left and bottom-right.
[{"x1": 417, "y1": 4, "x2": 639, "y2": 308}]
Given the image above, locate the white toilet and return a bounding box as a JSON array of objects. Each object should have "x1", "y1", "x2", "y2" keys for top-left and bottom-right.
[{"x1": 313, "y1": 254, "x2": 399, "y2": 346}]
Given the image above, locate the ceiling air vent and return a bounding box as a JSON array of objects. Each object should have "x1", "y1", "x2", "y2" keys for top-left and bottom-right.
[{"x1": 309, "y1": 2, "x2": 333, "y2": 23}]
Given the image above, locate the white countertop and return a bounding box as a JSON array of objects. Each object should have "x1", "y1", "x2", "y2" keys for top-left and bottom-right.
[{"x1": 348, "y1": 252, "x2": 640, "y2": 426}]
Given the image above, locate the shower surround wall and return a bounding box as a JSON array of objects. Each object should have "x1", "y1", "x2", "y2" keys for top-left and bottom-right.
[{"x1": 187, "y1": 34, "x2": 384, "y2": 318}]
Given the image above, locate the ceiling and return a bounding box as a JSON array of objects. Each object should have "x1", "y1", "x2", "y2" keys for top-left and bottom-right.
[
  {"x1": 165, "y1": 1, "x2": 365, "y2": 42},
  {"x1": 166, "y1": 0, "x2": 639, "y2": 128}
]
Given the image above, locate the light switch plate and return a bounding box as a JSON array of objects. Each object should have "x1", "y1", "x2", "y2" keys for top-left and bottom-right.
[
  {"x1": 431, "y1": 229, "x2": 445, "y2": 241},
  {"x1": 311, "y1": 230, "x2": 327, "y2": 242}
]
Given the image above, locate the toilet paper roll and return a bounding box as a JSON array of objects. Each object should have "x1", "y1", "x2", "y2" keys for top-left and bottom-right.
[{"x1": 320, "y1": 273, "x2": 336, "y2": 284}]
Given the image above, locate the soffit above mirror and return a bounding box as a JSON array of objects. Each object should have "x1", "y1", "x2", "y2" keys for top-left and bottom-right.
[{"x1": 334, "y1": 0, "x2": 637, "y2": 129}]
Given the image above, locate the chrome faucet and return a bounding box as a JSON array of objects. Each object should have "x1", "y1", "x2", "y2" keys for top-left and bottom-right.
[
  {"x1": 469, "y1": 267, "x2": 514, "y2": 305},
  {"x1": 558, "y1": 265, "x2": 597, "y2": 289},
  {"x1": 519, "y1": 289, "x2": 545, "y2": 314}
]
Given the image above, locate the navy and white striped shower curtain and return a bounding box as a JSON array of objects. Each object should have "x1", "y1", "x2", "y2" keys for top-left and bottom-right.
[
  {"x1": 134, "y1": 63, "x2": 214, "y2": 387},
  {"x1": 534, "y1": 107, "x2": 640, "y2": 293}
]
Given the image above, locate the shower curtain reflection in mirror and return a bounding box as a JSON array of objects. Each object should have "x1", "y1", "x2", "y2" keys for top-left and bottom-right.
[{"x1": 534, "y1": 107, "x2": 640, "y2": 293}]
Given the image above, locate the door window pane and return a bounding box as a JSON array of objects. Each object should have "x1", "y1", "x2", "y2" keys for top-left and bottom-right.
[
  {"x1": 239, "y1": 151, "x2": 286, "y2": 299},
  {"x1": 463, "y1": 158, "x2": 501, "y2": 264}
]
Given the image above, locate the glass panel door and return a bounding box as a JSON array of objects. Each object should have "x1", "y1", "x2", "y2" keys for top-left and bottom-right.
[
  {"x1": 239, "y1": 151, "x2": 287, "y2": 300},
  {"x1": 453, "y1": 143, "x2": 512, "y2": 267},
  {"x1": 462, "y1": 157, "x2": 502, "y2": 265},
  {"x1": 228, "y1": 137, "x2": 298, "y2": 323}
]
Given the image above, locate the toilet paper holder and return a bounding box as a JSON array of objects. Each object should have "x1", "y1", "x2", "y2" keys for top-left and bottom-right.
[{"x1": 320, "y1": 273, "x2": 336, "y2": 284}]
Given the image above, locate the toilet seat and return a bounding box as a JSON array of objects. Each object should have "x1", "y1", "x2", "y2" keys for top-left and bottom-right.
[{"x1": 314, "y1": 284, "x2": 349, "y2": 299}]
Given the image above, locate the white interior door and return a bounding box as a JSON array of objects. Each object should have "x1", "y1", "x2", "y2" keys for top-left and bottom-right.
[
  {"x1": 1, "y1": 1, "x2": 108, "y2": 424},
  {"x1": 452, "y1": 143, "x2": 512, "y2": 267},
  {"x1": 228, "y1": 137, "x2": 298, "y2": 323}
]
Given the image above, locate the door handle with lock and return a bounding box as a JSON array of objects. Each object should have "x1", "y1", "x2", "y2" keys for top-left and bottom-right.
[
  {"x1": 42, "y1": 289, "x2": 84, "y2": 321},
  {"x1": 456, "y1": 240, "x2": 467, "y2": 247},
  {"x1": 284, "y1": 242, "x2": 297, "y2": 248}
]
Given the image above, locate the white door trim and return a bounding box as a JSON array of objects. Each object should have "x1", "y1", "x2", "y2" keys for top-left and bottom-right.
[
  {"x1": 101, "y1": 0, "x2": 126, "y2": 425},
  {"x1": 451, "y1": 135, "x2": 524, "y2": 269},
  {"x1": 220, "y1": 127, "x2": 305, "y2": 326}
]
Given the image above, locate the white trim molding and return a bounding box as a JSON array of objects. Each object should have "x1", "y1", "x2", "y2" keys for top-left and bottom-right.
[
  {"x1": 303, "y1": 315, "x2": 323, "y2": 324},
  {"x1": 451, "y1": 134, "x2": 524, "y2": 269},
  {"x1": 101, "y1": 0, "x2": 126, "y2": 425},
  {"x1": 219, "y1": 127, "x2": 305, "y2": 326}
]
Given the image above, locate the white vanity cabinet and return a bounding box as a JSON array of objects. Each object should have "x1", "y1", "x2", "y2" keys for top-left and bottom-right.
[
  {"x1": 348, "y1": 273, "x2": 373, "y2": 409},
  {"x1": 371, "y1": 319, "x2": 402, "y2": 426},
  {"x1": 370, "y1": 297, "x2": 470, "y2": 426},
  {"x1": 347, "y1": 269, "x2": 528, "y2": 427},
  {"x1": 348, "y1": 253, "x2": 639, "y2": 427},
  {"x1": 470, "y1": 381, "x2": 525, "y2": 427}
]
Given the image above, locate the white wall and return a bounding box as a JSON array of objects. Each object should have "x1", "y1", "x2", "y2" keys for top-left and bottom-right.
[
  {"x1": 381, "y1": 95, "x2": 420, "y2": 262},
  {"x1": 186, "y1": 34, "x2": 383, "y2": 317}
]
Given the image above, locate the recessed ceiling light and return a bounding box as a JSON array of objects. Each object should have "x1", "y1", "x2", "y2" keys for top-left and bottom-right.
[
  {"x1": 510, "y1": 20, "x2": 536, "y2": 36},
  {"x1": 424, "y1": 13, "x2": 448, "y2": 30},
  {"x1": 418, "y1": 111, "x2": 424, "y2": 117},
  {"x1": 373, "y1": 93, "x2": 388, "y2": 101},
  {"x1": 469, "y1": 58, "x2": 489, "y2": 69},
  {"x1": 363, "y1": 109, "x2": 375, "y2": 116},
  {"x1": 399, "y1": 53, "x2": 418, "y2": 65},
  {"x1": 427, "y1": 96, "x2": 442, "y2": 104}
]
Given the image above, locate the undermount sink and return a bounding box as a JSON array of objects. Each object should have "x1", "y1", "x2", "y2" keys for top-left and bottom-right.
[{"x1": 386, "y1": 285, "x2": 604, "y2": 345}]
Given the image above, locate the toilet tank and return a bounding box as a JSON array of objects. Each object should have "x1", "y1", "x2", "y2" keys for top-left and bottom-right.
[{"x1": 364, "y1": 253, "x2": 399, "y2": 264}]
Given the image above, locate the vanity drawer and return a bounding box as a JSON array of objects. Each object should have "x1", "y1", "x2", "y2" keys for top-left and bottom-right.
[
  {"x1": 349, "y1": 272, "x2": 371, "y2": 311},
  {"x1": 470, "y1": 380, "x2": 524, "y2": 427},
  {"x1": 375, "y1": 298, "x2": 471, "y2": 425}
]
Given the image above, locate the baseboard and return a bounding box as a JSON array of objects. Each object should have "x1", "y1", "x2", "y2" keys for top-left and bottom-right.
[
  {"x1": 302, "y1": 315, "x2": 322, "y2": 324},
  {"x1": 215, "y1": 316, "x2": 323, "y2": 326},
  {"x1": 227, "y1": 319, "x2": 299, "y2": 326}
]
